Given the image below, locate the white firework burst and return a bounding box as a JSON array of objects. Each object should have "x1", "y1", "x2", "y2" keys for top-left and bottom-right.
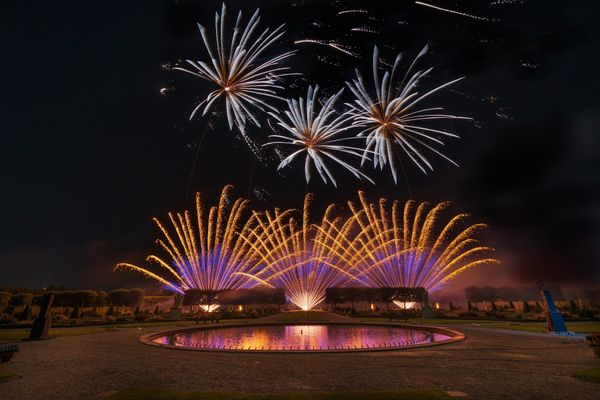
[
  {"x1": 175, "y1": 3, "x2": 296, "y2": 136},
  {"x1": 265, "y1": 85, "x2": 373, "y2": 187},
  {"x1": 346, "y1": 45, "x2": 471, "y2": 183}
]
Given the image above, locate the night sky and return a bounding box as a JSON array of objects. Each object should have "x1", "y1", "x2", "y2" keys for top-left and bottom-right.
[{"x1": 1, "y1": 0, "x2": 599, "y2": 291}]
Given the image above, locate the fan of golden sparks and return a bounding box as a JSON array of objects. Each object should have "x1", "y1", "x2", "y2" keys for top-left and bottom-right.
[
  {"x1": 346, "y1": 45, "x2": 472, "y2": 183},
  {"x1": 237, "y1": 193, "x2": 362, "y2": 311},
  {"x1": 174, "y1": 3, "x2": 296, "y2": 137},
  {"x1": 115, "y1": 185, "x2": 259, "y2": 312},
  {"x1": 116, "y1": 188, "x2": 500, "y2": 311},
  {"x1": 265, "y1": 85, "x2": 373, "y2": 187},
  {"x1": 346, "y1": 191, "x2": 500, "y2": 294}
]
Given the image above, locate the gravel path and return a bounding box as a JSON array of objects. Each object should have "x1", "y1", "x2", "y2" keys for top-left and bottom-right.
[{"x1": 0, "y1": 323, "x2": 597, "y2": 400}]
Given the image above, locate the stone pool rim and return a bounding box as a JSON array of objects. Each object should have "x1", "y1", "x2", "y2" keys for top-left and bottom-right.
[{"x1": 139, "y1": 321, "x2": 466, "y2": 353}]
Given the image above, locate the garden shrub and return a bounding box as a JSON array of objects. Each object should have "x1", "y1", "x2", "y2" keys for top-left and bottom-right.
[
  {"x1": 458, "y1": 311, "x2": 477, "y2": 318},
  {"x1": 0, "y1": 291, "x2": 11, "y2": 311},
  {"x1": 9, "y1": 293, "x2": 33, "y2": 307},
  {"x1": 0, "y1": 313, "x2": 16, "y2": 324}
]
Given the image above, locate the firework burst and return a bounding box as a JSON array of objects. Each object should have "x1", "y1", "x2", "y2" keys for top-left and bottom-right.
[
  {"x1": 346, "y1": 45, "x2": 471, "y2": 183},
  {"x1": 175, "y1": 3, "x2": 296, "y2": 137},
  {"x1": 347, "y1": 191, "x2": 500, "y2": 292},
  {"x1": 265, "y1": 85, "x2": 373, "y2": 187},
  {"x1": 239, "y1": 194, "x2": 361, "y2": 310},
  {"x1": 115, "y1": 186, "x2": 259, "y2": 310}
]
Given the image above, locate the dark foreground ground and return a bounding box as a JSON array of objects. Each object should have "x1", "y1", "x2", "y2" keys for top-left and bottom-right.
[{"x1": 0, "y1": 321, "x2": 597, "y2": 400}]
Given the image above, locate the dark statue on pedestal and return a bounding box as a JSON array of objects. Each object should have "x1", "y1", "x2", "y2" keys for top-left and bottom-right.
[{"x1": 29, "y1": 294, "x2": 54, "y2": 340}]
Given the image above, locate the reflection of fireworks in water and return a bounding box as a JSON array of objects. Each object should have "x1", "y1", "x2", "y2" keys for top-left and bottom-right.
[
  {"x1": 265, "y1": 85, "x2": 373, "y2": 187},
  {"x1": 347, "y1": 191, "x2": 500, "y2": 292},
  {"x1": 239, "y1": 194, "x2": 360, "y2": 310},
  {"x1": 346, "y1": 45, "x2": 471, "y2": 183},
  {"x1": 116, "y1": 186, "x2": 259, "y2": 303},
  {"x1": 155, "y1": 324, "x2": 442, "y2": 351},
  {"x1": 174, "y1": 4, "x2": 296, "y2": 141}
]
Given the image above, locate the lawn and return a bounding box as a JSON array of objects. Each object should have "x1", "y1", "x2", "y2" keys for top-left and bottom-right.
[
  {"x1": 358, "y1": 318, "x2": 600, "y2": 334},
  {"x1": 0, "y1": 370, "x2": 18, "y2": 381},
  {"x1": 572, "y1": 368, "x2": 600, "y2": 384},
  {"x1": 0, "y1": 319, "x2": 251, "y2": 341},
  {"x1": 270, "y1": 311, "x2": 331, "y2": 322},
  {"x1": 482, "y1": 321, "x2": 600, "y2": 334},
  {"x1": 106, "y1": 389, "x2": 452, "y2": 400}
]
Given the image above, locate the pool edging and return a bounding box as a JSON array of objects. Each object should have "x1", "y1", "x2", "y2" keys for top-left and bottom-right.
[{"x1": 138, "y1": 321, "x2": 466, "y2": 354}]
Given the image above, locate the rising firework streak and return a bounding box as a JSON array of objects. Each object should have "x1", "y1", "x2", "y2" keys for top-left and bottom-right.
[{"x1": 415, "y1": 1, "x2": 490, "y2": 22}]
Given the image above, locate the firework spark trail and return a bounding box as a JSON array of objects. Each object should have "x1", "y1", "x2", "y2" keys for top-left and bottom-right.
[
  {"x1": 116, "y1": 186, "x2": 260, "y2": 306},
  {"x1": 239, "y1": 194, "x2": 362, "y2": 310},
  {"x1": 415, "y1": 1, "x2": 490, "y2": 22},
  {"x1": 294, "y1": 39, "x2": 360, "y2": 58},
  {"x1": 346, "y1": 45, "x2": 471, "y2": 183},
  {"x1": 175, "y1": 3, "x2": 297, "y2": 142},
  {"x1": 337, "y1": 10, "x2": 369, "y2": 15},
  {"x1": 347, "y1": 191, "x2": 500, "y2": 292},
  {"x1": 265, "y1": 85, "x2": 373, "y2": 187},
  {"x1": 351, "y1": 27, "x2": 380, "y2": 34}
]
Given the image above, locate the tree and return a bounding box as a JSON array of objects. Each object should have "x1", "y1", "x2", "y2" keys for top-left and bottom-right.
[
  {"x1": 272, "y1": 288, "x2": 287, "y2": 311},
  {"x1": 183, "y1": 289, "x2": 220, "y2": 310},
  {"x1": 345, "y1": 287, "x2": 364, "y2": 311},
  {"x1": 127, "y1": 289, "x2": 145, "y2": 308},
  {"x1": 18, "y1": 305, "x2": 32, "y2": 321},
  {"x1": 65, "y1": 290, "x2": 97, "y2": 308},
  {"x1": 480, "y1": 286, "x2": 498, "y2": 302},
  {"x1": 95, "y1": 291, "x2": 108, "y2": 307},
  {"x1": 108, "y1": 290, "x2": 129, "y2": 308},
  {"x1": 0, "y1": 291, "x2": 11, "y2": 312},
  {"x1": 490, "y1": 301, "x2": 497, "y2": 313},
  {"x1": 325, "y1": 287, "x2": 345, "y2": 308},
  {"x1": 390, "y1": 287, "x2": 427, "y2": 309},
  {"x1": 379, "y1": 287, "x2": 395, "y2": 311},
  {"x1": 568, "y1": 299, "x2": 578, "y2": 314},
  {"x1": 10, "y1": 293, "x2": 33, "y2": 307},
  {"x1": 497, "y1": 286, "x2": 516, "y2": 301},
  {"x1": 464, "y1": 286, "x2": 482, "y2": 302}
]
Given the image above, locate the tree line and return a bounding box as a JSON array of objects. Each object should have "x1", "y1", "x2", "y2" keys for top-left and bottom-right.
[{"x1": 0, "y1": 289, "x2": 145, "y2": 310}]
